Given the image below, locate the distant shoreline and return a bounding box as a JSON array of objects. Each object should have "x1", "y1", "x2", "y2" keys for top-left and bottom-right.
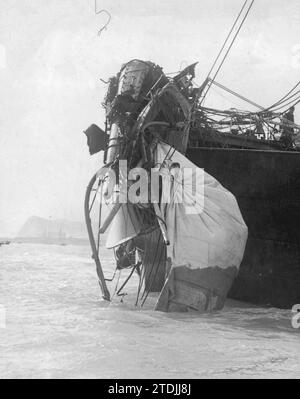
[{"x1": 7, "y1": 237, "x2": 90, "y2": 246}]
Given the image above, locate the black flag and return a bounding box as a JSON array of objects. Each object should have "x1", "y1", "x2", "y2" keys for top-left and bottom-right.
[{"x1": 84, "y1": 124, "x2": 108, "y2": 155}]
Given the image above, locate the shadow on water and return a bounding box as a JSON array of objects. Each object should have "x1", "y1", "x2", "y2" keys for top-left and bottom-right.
[
  {"x1": 103, "y1": 290, "x2": 298, "y2": 338},
  {"x1": 181, "y1": 304, "x2": 296, "y2": 338}
]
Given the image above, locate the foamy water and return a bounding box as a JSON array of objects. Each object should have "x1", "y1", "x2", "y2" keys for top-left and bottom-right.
[{"x1": 0, "y1": 243, "x2": 299, "y2": 379}]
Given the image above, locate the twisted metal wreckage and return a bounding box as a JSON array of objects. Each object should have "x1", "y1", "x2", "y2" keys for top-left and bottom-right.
[{"x1": 83, "y1": 59, "x2": 300, "y2": 312}]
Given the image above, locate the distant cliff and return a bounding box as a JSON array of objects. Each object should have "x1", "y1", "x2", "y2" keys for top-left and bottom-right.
[{"x1": 16, "y1": 216, "x2": 88, "y2": 244}]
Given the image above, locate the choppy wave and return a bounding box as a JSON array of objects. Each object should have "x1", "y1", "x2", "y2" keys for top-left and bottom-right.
[{"x1": 0, "y1": 243, "x2": 299, "y2": 378}]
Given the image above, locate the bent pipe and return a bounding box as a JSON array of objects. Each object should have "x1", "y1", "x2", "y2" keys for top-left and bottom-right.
[{"x1": 84, "y1": 171, "x2": 111, "y2": 301}]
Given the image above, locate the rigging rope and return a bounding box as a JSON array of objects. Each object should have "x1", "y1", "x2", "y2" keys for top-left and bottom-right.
[
  {"x1": 141, "y1": 235, "x2": 165, "y2": 307},
  {"x1": 205, "y1": 0, "x2": 249, "y2": 79},
  {"x1": 259, "y1": 80, "x2": 300, "y2": 113},
  {"x1": 140, "y1": 230, "x2": 162, "y2": 301},
  {"x1": 200, "y1": 0, "x2": 255, "y2": 105},
  {"x1": 211, "y1": 79, "x2": 264, "y2": 110},
  {"x1": 116, "y1": 262, "x2": 141, "y2": 297},
  {"x1": 267, "y1": 92, "x2": 300, "y2": 113}
]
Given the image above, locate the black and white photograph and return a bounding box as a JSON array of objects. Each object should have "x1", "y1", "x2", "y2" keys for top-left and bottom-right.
[{"x1": 0, "y1": 0, "x2": 300, "y2": 383}]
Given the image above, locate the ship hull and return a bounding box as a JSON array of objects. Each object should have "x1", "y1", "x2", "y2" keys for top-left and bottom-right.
[{"x1": 186, "y1": 147, "x2": 300, "y2": 308}]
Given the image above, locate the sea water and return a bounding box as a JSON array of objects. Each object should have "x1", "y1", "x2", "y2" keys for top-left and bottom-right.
[{"x1": 0, "y1": 243, "x2": 299, "y2": 379}]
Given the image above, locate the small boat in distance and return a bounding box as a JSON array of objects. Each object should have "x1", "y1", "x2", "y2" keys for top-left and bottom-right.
[{"x1": 0, "y1": 240, "x2": 11, "y2": 247}]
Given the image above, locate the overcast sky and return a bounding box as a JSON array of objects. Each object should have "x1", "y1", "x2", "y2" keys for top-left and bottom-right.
[{"x1": 0, "y1": 0, "x2": 299, "y2": 236}]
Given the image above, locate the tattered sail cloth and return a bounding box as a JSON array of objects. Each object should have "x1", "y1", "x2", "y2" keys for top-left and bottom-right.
[{"x1": 154, "y1": 142, "x2": 248, "y2": 312}]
